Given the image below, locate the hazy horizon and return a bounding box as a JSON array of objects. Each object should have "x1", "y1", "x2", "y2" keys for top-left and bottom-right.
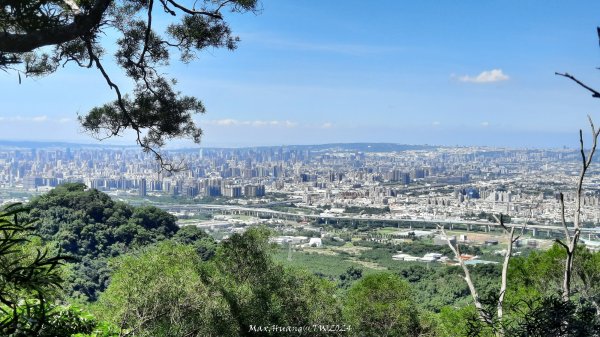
[{"x1": 0, "y1": 135, "x2": 584, "y2": 151}]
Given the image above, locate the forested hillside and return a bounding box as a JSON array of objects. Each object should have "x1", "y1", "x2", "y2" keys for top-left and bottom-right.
[{"x1": 27, "y1": 183, "x2": 184, "y2": 301}]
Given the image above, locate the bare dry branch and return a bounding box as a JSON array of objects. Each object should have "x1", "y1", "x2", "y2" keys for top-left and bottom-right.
[
  {"x1": 438, "y1": 225, "x2": 492, "y2": 324},
  {"x1": 555, "y1": 72, "x2": 600, "y2": 98},
  {"x1": 491, "y1": 211, "x2": 524, "y2": 334},
  {"x1": 498, "y1": 225, "x2": 515, "y2": 323},
  {"x1": 492, "y1": 213, "x2": 510, "y2": 233},
  {"x1": 555, "y1": 239, "x2": 569, "y2": 251},
  {"x1": 559, "y1": 193, "x2": 571, "y2": 243},
  {"x1": 559, "y1": 115, "x2": 600, "y2": 301}
]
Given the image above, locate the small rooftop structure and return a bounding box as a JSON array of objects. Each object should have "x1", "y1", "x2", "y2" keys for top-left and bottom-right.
[
  {"x1": 393, "y1": 252, "x2": 447, "y2": 263},
  {"x1": 464, "y1": 260, "x2": 499, "y2": 265},
  {"x1": 308, "y1": 237, "x2": 322, "y2": 247},
  {"x1": 270, "y1": 236, "x2": 308, "y2": 245},
  {"x1": 459, "y1": 254, "x2": 477, "y2": 261}
]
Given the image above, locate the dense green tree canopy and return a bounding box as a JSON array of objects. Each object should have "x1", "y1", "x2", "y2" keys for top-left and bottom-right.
[
  {"x1": 97, "y1": 241, "x2": 235, "y2": 337},
  {"x1": 210, "y1": 227, "x2": 343, "y2": 336},
  {"x1": 343, "y1": 273, "x2": 421, "y2": 337},
  {"x1": 173, "y1": 224, "x2": 217, "y2": 260},
  {"x1": 98, "y1": 228, "x2": 344, "y2": 337},
  {"x1": 27, "y1": 182, "x2": 192, "y2": 301},
  {"x1": 0, "y1": 0, "x2": 259, "y2": 170}
]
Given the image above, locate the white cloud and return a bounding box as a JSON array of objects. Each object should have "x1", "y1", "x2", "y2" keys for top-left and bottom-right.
[
  {"x1": 282, "y1": 120, "x2": 298, "y2": 128},
  {"x1": 321, "y1": 122, "x2": 333, "y2": 129},
  {"x1": 432, "y1": 121, "x2": 441, "y2": 126},
  {"x1": 205, "y1": 119, "x2": 298, "y2": 128},
  {"x1": 0, "y1": 115, "x2": 48, "y2": 122},
  {"x1": 481, "y1": 121, "x2": 490, "y2": 127},
  {"x1": 0, "y1": 115, "x2": 75, "y2": 123},
  {"x1": 458, "y1": 69, "x2": 509, "y2": 83},
  {"x1": 32, "y1": 115, "x2": 48, "y2": 122},
  {"x1": 213, "y1": 118, "x2": 238, "y2": 126}
]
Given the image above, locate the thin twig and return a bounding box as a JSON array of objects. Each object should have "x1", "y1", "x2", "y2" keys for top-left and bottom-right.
[
  {"x1": 555, "y1": 72, "x2": 600, "y2": 98},
  {"x1": 137, "y1": 0, "x2": 154, "y2": 67},
  {"x1": 559, "y1": 193, "x2": 570, "y2": 243},
  {"x1": 166, "y1": 0, "x2": 223, "y2": 19},
  {"x1": 438, "y1": 225, "x2": 492, "y2": 324}
]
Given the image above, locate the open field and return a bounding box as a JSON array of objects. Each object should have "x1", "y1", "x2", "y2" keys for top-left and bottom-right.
[
  {"x1": 272, "y1": 247, "x2": 380, "y2": 277},
  {"x1": 330, "y1": 242, "x2": 371, "y2": 255}
]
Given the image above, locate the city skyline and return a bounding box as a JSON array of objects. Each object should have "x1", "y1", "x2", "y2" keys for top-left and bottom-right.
[
  {"x1": 0, "y1": 142, "x2": 593, "y2": 231},
  {"x1": 3, "y1": 1, "x2": 600, "y2": 148}
]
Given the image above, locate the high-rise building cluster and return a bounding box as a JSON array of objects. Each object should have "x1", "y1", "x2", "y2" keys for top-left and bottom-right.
[{"x1": 0, "y1": 143, "x2": 596, "y2": 226}]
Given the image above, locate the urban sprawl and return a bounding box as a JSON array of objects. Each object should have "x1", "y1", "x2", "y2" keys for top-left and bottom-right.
[{"x1": 3, "y1": 143, "x2": 600, "y2": 259}]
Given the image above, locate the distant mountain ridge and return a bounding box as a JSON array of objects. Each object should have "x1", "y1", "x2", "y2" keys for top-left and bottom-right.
[
  {"x1": 0, "y1": 139, "x2": 436, "y2": 152},
  {"x1": 0, "y1": 139, "x2": 136, "y2": 149},
  {"x1": 175, "y1": 143, "x2": 438, "y2": 153}
]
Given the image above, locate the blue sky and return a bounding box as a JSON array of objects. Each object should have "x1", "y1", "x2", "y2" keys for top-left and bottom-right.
[{"x1": 3, "y1": 1, "x2": 600, "y2": 148}]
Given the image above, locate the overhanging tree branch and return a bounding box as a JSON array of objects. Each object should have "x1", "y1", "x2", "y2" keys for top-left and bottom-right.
[
  {"x1": 1, "y1": 0, "x2": 257, "y2": 171},
  {"x1": 559, "y1": 193, "x2": 571, "y2": 242},
  {"x1": 165, "y1": 0, "x2": 223, "y2": 19},
  {"x1": 0, "y1": 0, "x2": 112, "y2": 53}
]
